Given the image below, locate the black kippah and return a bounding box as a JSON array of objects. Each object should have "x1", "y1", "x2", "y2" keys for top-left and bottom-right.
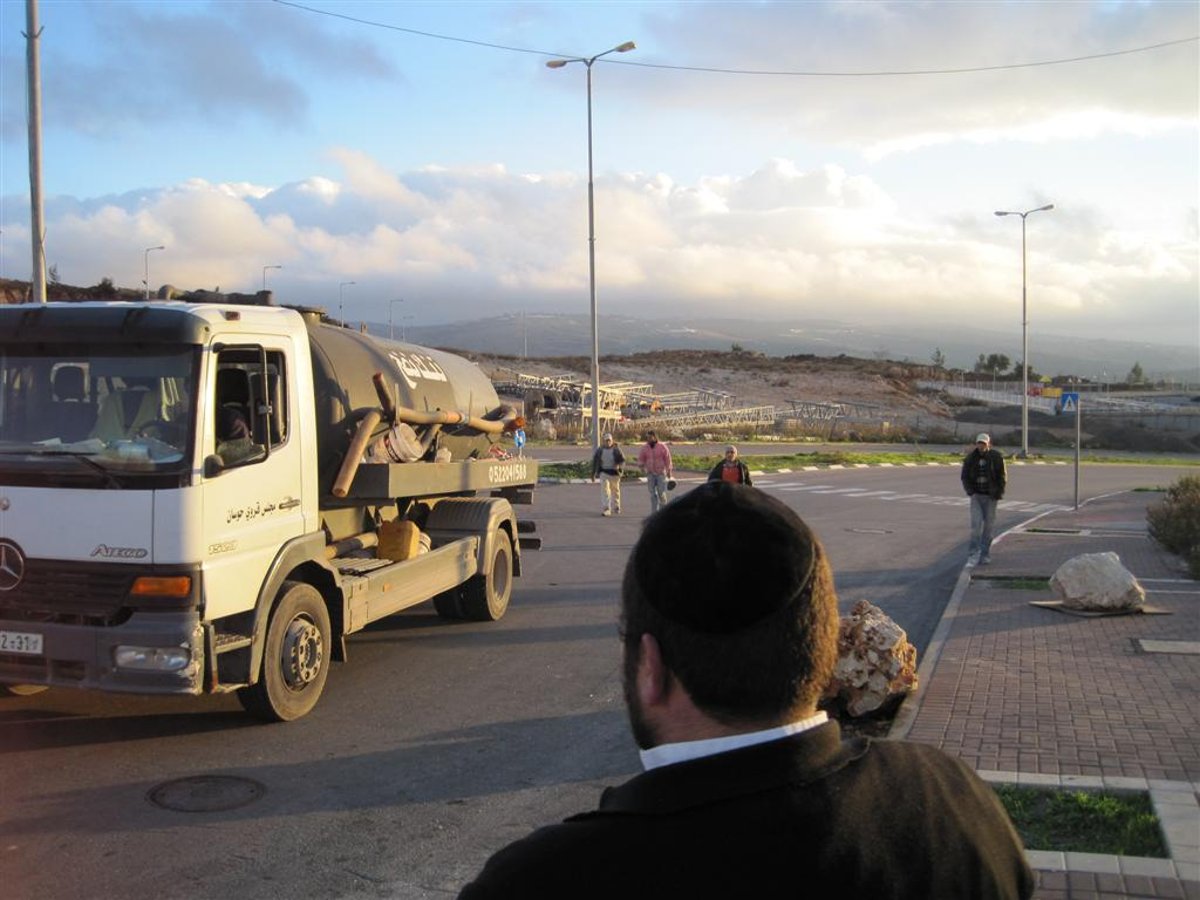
[{"x1": 630, "y1": 482, "x2": 817, "y2": 634}]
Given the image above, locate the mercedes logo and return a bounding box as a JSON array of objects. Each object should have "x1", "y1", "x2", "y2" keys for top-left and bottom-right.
[{"x1": 0, "y1": 539, "x2": 26, "y2": 592}]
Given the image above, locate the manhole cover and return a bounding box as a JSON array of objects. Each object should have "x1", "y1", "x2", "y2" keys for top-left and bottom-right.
[{"x1": 147, "y1": 775, "x2": 266, "y2": 812}]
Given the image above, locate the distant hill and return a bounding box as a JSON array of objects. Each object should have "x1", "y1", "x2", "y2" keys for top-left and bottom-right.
[
  {"x1": 3, "y1": 278, "x2": 1194, "y2": 385},
  {"x1": 367, "y1": 312, "x2": 1199, "y2": 386}
]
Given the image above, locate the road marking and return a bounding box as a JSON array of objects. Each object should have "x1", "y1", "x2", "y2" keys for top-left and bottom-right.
[{"x1": 757, "y1": 480, "x2": 1072, "y2": 514}]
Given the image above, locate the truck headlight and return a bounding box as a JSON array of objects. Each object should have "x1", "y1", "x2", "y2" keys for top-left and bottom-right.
[{"x1": 114, "y1": 646, "x2": 191, "y2": 672}]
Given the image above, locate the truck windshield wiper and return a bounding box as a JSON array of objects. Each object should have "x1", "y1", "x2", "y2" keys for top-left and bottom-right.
[{"x1": 31, "y1": 450, "x2": 123, "y2": 488}]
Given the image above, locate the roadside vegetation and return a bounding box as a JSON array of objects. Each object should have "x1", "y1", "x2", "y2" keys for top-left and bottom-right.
[
  {"x1": 535, "y1": 447, "x2": 1198, "y2": 482},
  {"x1": 993, "y1": 785, "x2": 1166, "y2": 858},
  {"x1": 1147, "y1": 474, "x2": 1200, "y2": 577}
]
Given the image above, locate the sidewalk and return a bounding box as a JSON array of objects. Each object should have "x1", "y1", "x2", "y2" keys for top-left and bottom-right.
[{"x1": 891, "y1": 490, "x2": 1200, "y2": 900}]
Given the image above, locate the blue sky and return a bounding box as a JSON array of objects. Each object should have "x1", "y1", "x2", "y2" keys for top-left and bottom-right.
[{"x1": 1, "y1": 0, "x2": 1196, "y2": 357}]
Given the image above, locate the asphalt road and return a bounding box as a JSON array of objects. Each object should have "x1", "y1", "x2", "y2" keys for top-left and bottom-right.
[{"x1": 0, "y1": 461, "x2": 1191, "y2": 899}]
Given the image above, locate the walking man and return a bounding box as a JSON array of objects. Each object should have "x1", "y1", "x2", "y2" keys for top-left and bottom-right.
[
  {"x1": 961, "y1": 433, "x2": 1007, "y2": 565},
  {"x1": 707, "y1": 444, "x2": 752, "y2": 485},
  {"x1": 460, "y1": 483, "x2": 1034, "y2": 899},
  {"x1": 591, "y1": 432, "x2": 625, "y2": 516},
  {"x1": 636, "y1": 430, "x2": 673, "y2": 514}
]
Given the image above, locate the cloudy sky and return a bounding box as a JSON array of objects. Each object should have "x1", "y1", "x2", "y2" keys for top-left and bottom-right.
[{"x1": 0, "y1": 0, "x2": 1196, "y2": 352}]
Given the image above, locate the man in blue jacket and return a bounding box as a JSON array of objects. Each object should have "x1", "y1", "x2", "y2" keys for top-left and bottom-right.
[{"x1": 460, "y1": 483, "x2": 1033, "y2": 899}]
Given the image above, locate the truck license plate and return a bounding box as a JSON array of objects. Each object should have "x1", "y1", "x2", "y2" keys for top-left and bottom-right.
[{"x1": 0, "y1": 631, "x2": 43, "y2": 656}]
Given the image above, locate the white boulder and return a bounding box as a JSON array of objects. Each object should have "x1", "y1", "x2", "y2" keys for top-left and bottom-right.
[{"x1": 1050, "y1": 551, "x2": 1145, "y2": 612}]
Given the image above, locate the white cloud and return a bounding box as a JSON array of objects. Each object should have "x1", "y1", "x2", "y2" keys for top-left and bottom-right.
[{"x1": 2, "y1": 151, "x2": 1194, "y2": 346}]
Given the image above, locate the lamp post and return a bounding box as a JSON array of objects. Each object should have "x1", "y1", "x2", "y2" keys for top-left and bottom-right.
[
  {"x1": 547, "y1": 40, "x2": 636, "y2": 452},
  {"x1": 389, "y1": 298, "x2": 405, "y2": 341},
  {"x1": 262, "y1": 264, "x2": 282, "y2": 291},
  {"x1": 338, "y1": 281, "x2": 355, "y2": 323},
  {"x1": 400, "y1": 314, "x2": 414, "y2": 342},
  {"x1": 994, "y1": 203, "x2": 1053, "y2": 458},
  {"x1": 143, "y1": 245, "x2": 164, "y2": 300}
]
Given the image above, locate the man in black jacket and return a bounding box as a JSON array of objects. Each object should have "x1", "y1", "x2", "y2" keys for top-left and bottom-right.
[
  {"x1": 707, "y1": 444, "x2": 752, "y2": 485},
  {"x1": 460, "y1": 483, "x2": 1033, "y2": 900},
  {"x1": 961, "y1": 433, "x2": 1008, "y2": 565}
]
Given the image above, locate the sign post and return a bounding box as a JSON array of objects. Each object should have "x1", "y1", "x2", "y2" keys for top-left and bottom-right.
[{"x1": 1061, "y1": 392, "x2": 1081, "y2": 509}]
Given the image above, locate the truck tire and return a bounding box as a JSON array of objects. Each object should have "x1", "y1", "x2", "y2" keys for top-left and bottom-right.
[
  {"x1": 460, "y1": 529, "x2": 513, "y2": 621},
  {"x1": 237, "y1": 581, "x2": 331, "y2": 722}
]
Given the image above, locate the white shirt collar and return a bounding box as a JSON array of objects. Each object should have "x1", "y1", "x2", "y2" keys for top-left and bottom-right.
[{"x1": 638, "y1": 711, "x2": 829, "y2": 772}]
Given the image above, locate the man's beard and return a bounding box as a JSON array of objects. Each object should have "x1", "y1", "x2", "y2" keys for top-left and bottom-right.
[{"x1": 622, "y1": 661, "x2": 659, "y2": 750}]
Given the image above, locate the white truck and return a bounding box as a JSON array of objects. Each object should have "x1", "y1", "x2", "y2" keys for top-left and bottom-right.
[{"x1": 0, "y1": 298, "x2": 538, "y2": 720}]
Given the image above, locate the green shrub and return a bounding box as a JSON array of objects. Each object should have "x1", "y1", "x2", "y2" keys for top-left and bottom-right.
[{"x1": 1147, "y1": 475, "x2": 1200, "y2": 577}]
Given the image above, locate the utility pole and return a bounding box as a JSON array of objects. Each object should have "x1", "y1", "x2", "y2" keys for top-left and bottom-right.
[{"x1": 25, "y1": 0, "x2": 46, "y2": 303}]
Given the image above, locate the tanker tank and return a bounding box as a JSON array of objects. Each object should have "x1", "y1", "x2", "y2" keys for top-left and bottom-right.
[{"x1": 304, "y1": 318, "x2": 508, "y2": 497}]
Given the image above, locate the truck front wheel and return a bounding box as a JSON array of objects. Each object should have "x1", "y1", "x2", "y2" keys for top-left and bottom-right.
[
  {"x1": 238, "y1": 581, "x2": 331, "y2": 722},
  {"x1": 460, "y1": 529, "x2": 513, "y2": 621}
]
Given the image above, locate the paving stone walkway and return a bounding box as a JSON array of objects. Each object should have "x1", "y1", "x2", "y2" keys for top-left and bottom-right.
[{"x1": 891, "y1": 491, "x2": 1200, "y2": 900}]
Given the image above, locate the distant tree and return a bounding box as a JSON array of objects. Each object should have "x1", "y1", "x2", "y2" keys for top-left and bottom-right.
[
  {"x1": 48, "y1": 264, "x2": 60, "y2": 285},
  {"x1": 1127, "y1": 362, "x2": 1145, "y2": 384},
  {"x1": 730, "y1": 342, "x2": 744, "y2": 353},
  {"x1": 974, "y1": 352, "x2": 1011, "y2": 375},
  {"x1": 93, "y1": 277, "x2": 117, "y2": 299},
  {"x1": 1012, "y1": 361, "x2": 1043, "y2": 382},
  {"x1": 930, "y1": 348, "x2": 946, "y2": 368}
]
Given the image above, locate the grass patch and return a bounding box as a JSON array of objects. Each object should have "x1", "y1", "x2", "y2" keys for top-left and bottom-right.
[
  {"x1": 536, "y1": 451, "x2": 1197, "y2": 480},
  {"x1": 993, "y1": 785, "x2": 1167, "y2": 857},
  {"x1": 973, "y1": 576, "x2": 1052, "y2": 590},
  {"x1": 539, "y1": 451, "x2": 956, "y2": 480}
]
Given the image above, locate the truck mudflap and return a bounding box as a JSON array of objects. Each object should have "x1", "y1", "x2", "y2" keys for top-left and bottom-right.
[
  {"x1": 0, "y1": 611, "x2": 206, "y2": 695},
  {"x1": 423, "y1": 496, "x2": 520, "y2": 575}
]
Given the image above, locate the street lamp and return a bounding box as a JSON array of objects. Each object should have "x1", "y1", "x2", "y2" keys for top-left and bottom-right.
[
  {"x1": 400, "y1": 314, "x2": 414, "y2": 342},
  {"x1": 389, "y1": 298, "x2": 404, "y2": 341},
  {"x1": 338, "y1": 281, "x2": 355, "y2": 323},
  {"x1": 143, "y1": 245, "x2": 164, "y2": 301},
  {"x1": 262, "y1": 264, "x2": 282, "y2": 291},
  {"x1": 547, "y1": 40, "x2": 636, "y2": 451},
  {"x1": 994, "y1": 203, "x2": 1053, "y2": 458}
]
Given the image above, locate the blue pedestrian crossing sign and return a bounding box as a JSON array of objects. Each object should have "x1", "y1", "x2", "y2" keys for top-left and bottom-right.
[
  {"x1": 1060, "y1": 392, "x2": 1080, "y2": 413},
  {"x1": 513, "y1": 428, "x2": 526, "y2": 450}
]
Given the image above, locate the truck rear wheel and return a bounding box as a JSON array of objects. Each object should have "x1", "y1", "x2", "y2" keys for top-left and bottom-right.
[
  {"x1": 460, "y1": 529, "x2": 513, "y2": 621},
  {"x1": 238, "y1": 581, "x2": 331, "y2": 722}
]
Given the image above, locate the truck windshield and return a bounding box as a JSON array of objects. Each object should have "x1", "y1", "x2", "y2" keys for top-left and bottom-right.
[{"x1": 0, "y1": 344, "x2": 198, "y2": 483}]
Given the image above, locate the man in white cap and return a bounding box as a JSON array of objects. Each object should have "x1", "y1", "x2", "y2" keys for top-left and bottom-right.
[
  {"x1": 960, "y1": 433, "x2": 1007, "y2": 565},
  {"x1": 591, "y1": 432, "x2": 625, "y2": 516}
]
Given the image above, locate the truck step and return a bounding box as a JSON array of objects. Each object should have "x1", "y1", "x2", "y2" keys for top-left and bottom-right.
[{"x1": 213, "y1": 633, "x2": 252, "y2": 654}]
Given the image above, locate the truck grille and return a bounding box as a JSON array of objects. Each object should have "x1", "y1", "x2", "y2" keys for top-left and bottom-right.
[{"x1": 0, "y1": 558, "x2": 136, "y2": 626}]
